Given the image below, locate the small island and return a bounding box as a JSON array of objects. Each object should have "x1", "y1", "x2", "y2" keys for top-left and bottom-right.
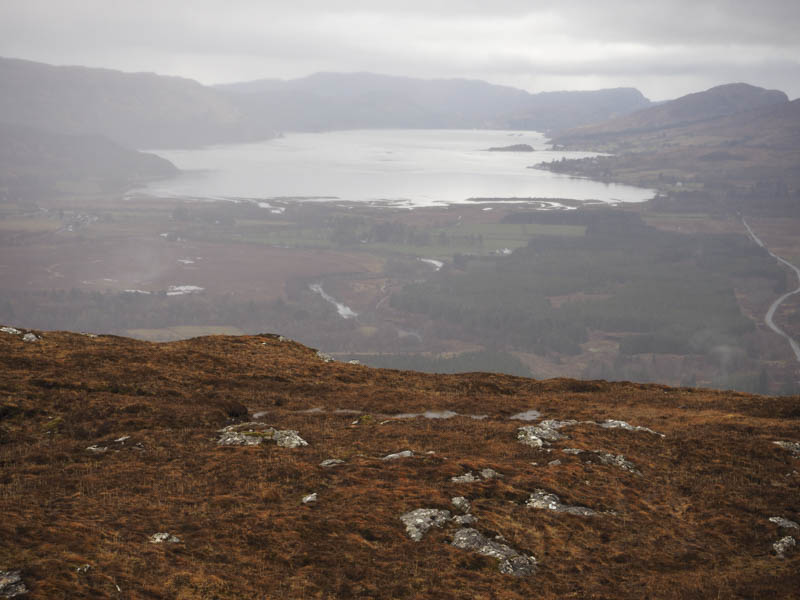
[{"x1": 485, "y1": 143, "x2": 535, "y2": 152}]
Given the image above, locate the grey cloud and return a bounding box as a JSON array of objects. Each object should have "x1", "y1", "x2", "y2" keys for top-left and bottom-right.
[{"x1": 0, "y1": 0, "x2": 798, "y2": 99}]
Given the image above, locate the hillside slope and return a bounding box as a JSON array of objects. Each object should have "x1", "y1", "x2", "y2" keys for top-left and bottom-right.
[
  {"x1": 0, "y1": 122, "x2": 177, "y2": 200},
  {"x1": 0, "y1": 58, "x2": 270, "y2": 149},
  {"x1": 1, "y1": 327, "x2": 798, "y2": 598},
  {"x1": 546, "y1": 85, "x2": 800, "y2": 196},
  {"x1": 556, "y1": 83, "x2": 788, "y2": 145}
]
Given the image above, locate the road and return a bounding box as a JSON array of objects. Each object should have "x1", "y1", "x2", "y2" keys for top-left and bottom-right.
[{"x1": 742, "y1": 217, "x2": 800, "y2": 363}]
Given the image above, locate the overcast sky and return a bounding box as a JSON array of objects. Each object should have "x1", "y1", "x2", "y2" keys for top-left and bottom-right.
[{"x1": 1, "y1": 0, "x2": 799, "y2": 100}]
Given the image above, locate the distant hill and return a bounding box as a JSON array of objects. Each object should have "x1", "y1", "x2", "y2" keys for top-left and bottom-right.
[
  {"x1": 0, "y1": 57, "x2": 273, "y2": 149},
  {"x1": 0, "y1": 122, "x2": 177, "y2": 200},
  {"x1": 544, "y1": 84, "x2": 800, "y2": 199},
  {"x1": 555, "y1": 83, "x2": 789, "y2": 146},
  {"x1": 217, "y1": 72, "x2": 651, "y2": 132}
]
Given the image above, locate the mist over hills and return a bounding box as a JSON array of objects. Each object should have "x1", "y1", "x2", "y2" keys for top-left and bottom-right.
[{"x1": 217, "y1": 71, "x2": 651, "y2": 133}]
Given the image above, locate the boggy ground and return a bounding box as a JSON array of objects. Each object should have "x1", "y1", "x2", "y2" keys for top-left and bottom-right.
[{"x1": 0, "y1": 328, "x2": 798, "y2": 599}]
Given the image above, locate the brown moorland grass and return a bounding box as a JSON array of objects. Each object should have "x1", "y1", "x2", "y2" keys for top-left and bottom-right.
[{"x1": 0, "y1": 328, "x2": 798, "y2": 599}]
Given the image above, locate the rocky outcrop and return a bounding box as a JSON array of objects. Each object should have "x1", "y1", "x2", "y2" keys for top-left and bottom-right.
[
  {"x1": 451, "y1": 528, "x2": 537, "y2": 577},
  {"x1": 217, "y1": 423, "x2": 308, "y2": 448},
  {"x1": 149, "y1": 533, "x2": 181, "y2": 544},
  {"x1": 769, "y1": 516, "x2": 799, "y2": 529},
  {"x1": 773, "y1": 536, "x2": 796, "y2": 558},
  {"x1": 526, "y1": 490, "x2": 597, "y2": 516},
  {"x1": 774, "y1": 440, "x2": 800, "y2": 457},
  {"x1": 400, "y1": 509, "x2": 451, "y2": 542},
  {"x1": 0, "y1": 571, "x2": 27, "y2": 598}
]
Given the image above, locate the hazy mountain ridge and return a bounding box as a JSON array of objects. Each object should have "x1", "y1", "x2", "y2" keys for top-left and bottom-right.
[
  {"x1": 218, "y1": 71, "x2": 652, "y2": 132},
  {"x1": 0, "y1": 57, "x2": 272, "y2": 149},
  {"x1": 555, "y1": 83, "x2": 790, "y2": 146}
]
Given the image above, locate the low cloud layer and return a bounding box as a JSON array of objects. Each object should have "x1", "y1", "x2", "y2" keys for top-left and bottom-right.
[{"x1": 1, "y1": 0, "x2": 798, "y2": 100}]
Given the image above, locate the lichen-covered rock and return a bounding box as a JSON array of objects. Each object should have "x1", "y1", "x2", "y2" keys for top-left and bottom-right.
[
  {"x1": 273, "y1": 430, "x2": 308, "y2": 448},
  {"x1": 769, "y1": 516, "x2": 799, "y2": 529},
  {"x1": 319, "y1": 458, "x2": 345, "y2": 468},
  {"x1": 21, "y1": 333, "x2": 38, "y2": 343},
  {"x1": 600, "y1": 420, "x2": 663, "y2": 437},
  {"x1": 452, "y1": 514, "x2": 477, "y2": 526},
  {"x1": 774, "y1": 440, "x2": 800, "y2": 457},
  {"x1": 594, "y1": 452, "x2": 640, "y2": 474},
  {"x1": 451, "y1": 528, "x2": 536, "y2": 577},
  {"x1": 382, "y1": 450, "x2": 413, "y2": 461},
  {"x1": 216, "y1": 423, "x2": 307, "y2": 448},
  {"x1": 0, "y1": 570, "x2": 27, "y2": 597},
  {"x1": 149, "y1": 532, "x2": 180, "y2": 544},
  {"x1": 400, "y1": 509, "x2": 451, "y2": 542},
  {"x1": 517, "y1": 420, "x2": 577, "y2": 447},
  {"x1": 526, "y1": 489, "x2": 597, "y2": 516},
  {"x1": 451, "y1": 497, "x2": 471, "y2": 513},
  {"x1": 773, "y1": 536, "x2": 796, "y2": 557},
  {"x1": 217, "y1": 431, "x2": 267, "y2": 446},
  {"x1": 479, "y1": 468, "x2": 503, "y2": 480}
]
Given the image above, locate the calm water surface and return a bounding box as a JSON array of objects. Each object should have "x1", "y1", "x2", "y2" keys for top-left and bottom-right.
[{"x1": 143, "y1": 129, "x2": 653, "y2": 207}]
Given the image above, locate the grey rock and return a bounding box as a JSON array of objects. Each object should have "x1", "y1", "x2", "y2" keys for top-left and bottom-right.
[
  {"x1": 517, "y1": 420, "x2": 577, "y2": 447},
  {"x1": 773, "y1": 535, "x2": 796, "y2": 557},
  {"x1": 0, "y1": 571, "x2": 27, "y2": 597},
  {"x1": 600, "y1": 419, "x2": 664, "y2": 437},
  {"x1": 149, "y1": 532, "x2": 180, "y2": 544},
  {"x1": 302, "y1": 493, "x2": 317, "y2": 504},
  {"x1": 216, "y1": 423, "x2": 307, "y2": 448},
  {"x1": 21, "y1": 333, "x2": 38, "y2": 343},
  {"x1": 594, "y1": 452, "x2": 640, "y2": 474},
  {"x1": 114, "y1": 435, "x2": 131, "y2": 443},
  {"x1": 278, "y1": 335, "x2": 289, "y2": 342},
  {"x1": 479, "y1": 468, "x2": 503, "y2": 480},
  {"x1": 0, "y1": 327, "x2": 21, "y2": 335},
  {"x1": 400, "y1": 508, "x2": 451, "y2": 542},
  {"x1": 320, "y1": 458, "x2": 345, "y2": 468},
  {"x1": 451, "y1": 497, "x2": 471, "y2": 513},
  {"x1": 383, "y1": 450, "x2": 413, "y2": 461},
  {"x1": 774, "y1": 440, "x2": 800, "y2": 457},
  {"x1": 508, "y1": 409, "x2": 541, "y2": 421},
  {"x1": 347, "y1": 359, "x2": 361, "y2": 365},
  {"x1": 217, "y1": 431, "x2": 266, "y2": 446},
  {"x1": 452, "y1": 514, "x2": 478, "y2": 526},
  {"x1": 548, "y1": 459, "x2": 562, "y2": 466},
  {"x1": 770, "y1": 516, "x2": 800, "y2": 529},
  {"x1": 316, "y1": 351, "x2": 335, "y2": 363},
  {"x1": 526, "y1": 489, "x2": 597, "y2": 516},
  {"x1": 562, "y1": 448, "x2": 584, "y2": 455},
  {"x1": 272, "y1": 430, "x2": 308, "y2": 448},
  {"x1": 451, "y1": 528, "x2": 536, "y2": 577},
  {"x1": 85, "y1": 445, "x2": 108, "y2": 453},
  {"x1": 451, "y1": 472, "x2": 480, "y2": 483}
]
